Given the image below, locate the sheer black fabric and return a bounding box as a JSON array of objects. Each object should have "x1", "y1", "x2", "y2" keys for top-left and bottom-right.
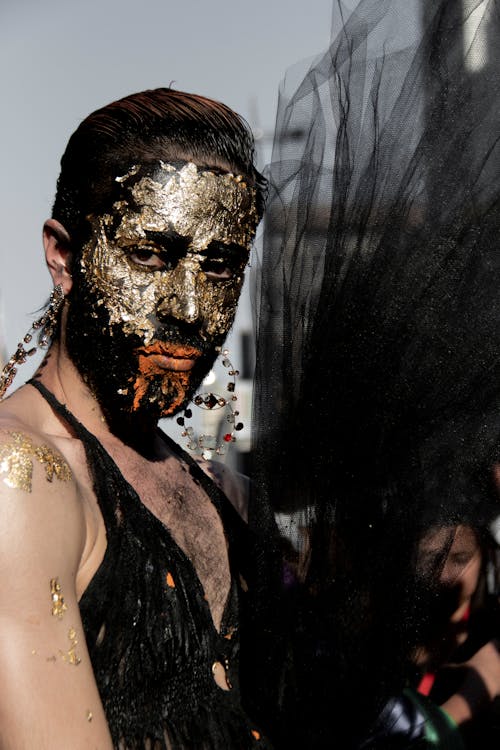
[
  {"x1": 29, "y1": 380, "x2": 272, "y2": 750},
  {"x1": 253, "y1": 1, "x2": 500, "y2": 746}
]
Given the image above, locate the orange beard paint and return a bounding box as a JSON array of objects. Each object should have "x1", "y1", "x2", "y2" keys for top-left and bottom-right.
[{"x1": 132, "y1": 342, "x2": 203, "y2": 414}]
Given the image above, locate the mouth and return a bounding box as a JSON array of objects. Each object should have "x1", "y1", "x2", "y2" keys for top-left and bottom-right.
[{"x1": 136, "y1": 342, "x2": 203, "y2": 373}]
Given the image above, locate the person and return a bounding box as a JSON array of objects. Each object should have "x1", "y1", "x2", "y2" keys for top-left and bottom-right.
[
  {"x1": 367, "y1": 522, "x2": 500, "y2": 748},
  {"x1": 252, "y1": 0, "x2": 500, "y2": 746},
  {"x1": 0, "y1": 87, "x2": 277, "y2": 749},
  {"x1": 414, "y1": 523, "x2": 500, "y2": 746}
]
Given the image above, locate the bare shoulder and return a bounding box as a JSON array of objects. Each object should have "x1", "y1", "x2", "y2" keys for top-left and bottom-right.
[
  {"x1": 0, "y1": 386, "x2": 77, "y2": 485},
  {"x1": 0, "y1": 417, "x2": 113, "y2": 747},
  {"x1": 0, "y1": 414, "x2": 84, "y2": 573},
  {"x1": 0, "y1": 422, "x2": 73, "y2": 492},
  {"x1": 195, "y1": 456, "x2": 249, "y2": 522},
  {"x1": 0, "y1": 419, "x2": 82, "y2": 616},
  {"x1": 0, "y1": 388, "x2": 107, "y2": 596}
]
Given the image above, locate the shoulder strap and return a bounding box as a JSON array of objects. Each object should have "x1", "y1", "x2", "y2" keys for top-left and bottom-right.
[
  {"x1": 27, "y1": 378, "x2": 133, "y2": 526},
  {"x1": 28, "y1": 378, "x2": 102, "y2": 445}
]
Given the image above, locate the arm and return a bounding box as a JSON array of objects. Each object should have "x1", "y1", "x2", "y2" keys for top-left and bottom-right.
[
  {"x1": 0, "y1": 429, "x2": 113, "y2": 750},
  {"x1": 440, "y1": 641, "x2": 500, "y2": 725}
]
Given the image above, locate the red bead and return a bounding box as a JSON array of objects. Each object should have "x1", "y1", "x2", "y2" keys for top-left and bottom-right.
[{"x1": 223, "y1": 433, "x2": 233, "y2": 442}]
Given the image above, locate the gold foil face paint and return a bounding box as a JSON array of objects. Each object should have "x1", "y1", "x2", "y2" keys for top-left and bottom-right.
[
  {"x1": 50, "y1": 578, "x2": 68, "y2": 619},
  {"x1": 80, "y1": 162, "x2": 258, "y2": 346},
  {"x1": 123, "y1": 162, "x2": 257, "y2": 251},
  {"x1": 0, "y1": 432, "x2": 72, "y2": 492}
]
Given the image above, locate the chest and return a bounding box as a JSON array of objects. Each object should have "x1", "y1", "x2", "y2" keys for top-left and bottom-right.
[
  {"x1": 77, "y1": 448, "x2": 243, "y2": 725},
  {"x1": 87, "y1": 440, "x2": 232, "y2": 631}
]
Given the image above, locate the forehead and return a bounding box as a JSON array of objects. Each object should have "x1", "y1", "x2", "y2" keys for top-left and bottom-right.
[{"x1": 110, "y1": 162, "x2": 258, "y2": 251}]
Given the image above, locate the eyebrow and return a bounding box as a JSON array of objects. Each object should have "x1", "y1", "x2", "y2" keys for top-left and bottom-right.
[
  {"x1": 145, "y1": 230, "x2": 248, "y2": 258},
  {"x1": 205, "y1": 240, "x2": 249, "y2": 258},
  {"x1": 144, "y1": 230, "x2": 190, "y2": 254}
]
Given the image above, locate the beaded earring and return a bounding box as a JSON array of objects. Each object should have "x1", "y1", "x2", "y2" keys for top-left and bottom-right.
[
  {"x1": 176, "y1": 349, "x2": 244, "y2": 459},
  {"x1": 0, "y1": 284, "x2": 65, "y2": 399}
]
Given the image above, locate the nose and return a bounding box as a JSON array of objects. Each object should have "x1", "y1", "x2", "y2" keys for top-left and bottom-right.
[{"x1": 157, "y1": 257, "x2": 200, "y2": 325}]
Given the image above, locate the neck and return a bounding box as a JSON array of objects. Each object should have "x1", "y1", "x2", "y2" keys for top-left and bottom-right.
[{"x1": 35, "y1": 340, "x2": 161, "y2": 454}]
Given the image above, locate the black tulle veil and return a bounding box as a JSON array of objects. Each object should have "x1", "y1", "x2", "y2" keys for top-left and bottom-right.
[{"x1": 252, "y1": 1, "x2": 500, "y2": 744}]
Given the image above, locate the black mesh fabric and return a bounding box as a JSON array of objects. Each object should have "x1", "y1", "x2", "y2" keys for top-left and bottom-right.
[
  {"x1": 252, "y1": 1, "x2": 500, "y2": 746},
  {"x1": 29, "y1": 379, "x2": 272, "y2": 750}
]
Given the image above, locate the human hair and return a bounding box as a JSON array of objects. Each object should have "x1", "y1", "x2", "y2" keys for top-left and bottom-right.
[{"x1": 52, "y1": 87, "x2": 266, "y2": 250}]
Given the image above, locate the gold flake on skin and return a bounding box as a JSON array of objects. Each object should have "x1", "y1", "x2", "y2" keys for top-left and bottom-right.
[
  {"x1": 0, "y1": 432, "x2": 72, "y2": 493},
  {"x1": 60, "y1": 626, "x2": 81, "y2": 666},
  {"x1": 50, "y1": 577, "x2": 68, "y2": 619},
  {"x1": 79, "y1": 162, "x2": 258, "y2": 345},
  {"x1": 123, "y1": 162, "x2": 257, "y2": 251}
]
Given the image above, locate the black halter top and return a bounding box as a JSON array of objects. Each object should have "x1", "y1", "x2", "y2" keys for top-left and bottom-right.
[{"x1": 29, "y1": 380, "x2": 271, "y2": 750}]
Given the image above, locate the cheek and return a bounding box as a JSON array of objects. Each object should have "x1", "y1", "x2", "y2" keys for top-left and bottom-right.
[
  {"x1": 84, "y1": 257, "x2": 164, "y2": 345},
  {"x1": 199, "y1": 276, "x2": 244, "y2": 337},
  {"x1": 459, "y1": 556, "x2": 482, "y2": 602}
]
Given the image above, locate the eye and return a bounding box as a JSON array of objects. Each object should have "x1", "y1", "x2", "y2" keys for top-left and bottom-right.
[
  {"x1": 201, "y1": 243, "x2": 247, "y2": 281},
  {"x1": 448, "y1": 552, "x2": 475, "y2": 567},
  {"x1": 127, "y1": 247, "x2": 166, "y2": 270},
  {"x1": 201, "y1": 258, "x2": 234, "y2": 280}
]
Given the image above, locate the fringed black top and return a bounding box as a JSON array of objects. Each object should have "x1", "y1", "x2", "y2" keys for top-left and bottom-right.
[{"x1": 30, "y1": 380, "x2": 270, "y2": 749}]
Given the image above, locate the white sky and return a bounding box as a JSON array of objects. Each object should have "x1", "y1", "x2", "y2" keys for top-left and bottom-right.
[{"x1": 0, "y1": 0, "x2": 332, "y2": 353}]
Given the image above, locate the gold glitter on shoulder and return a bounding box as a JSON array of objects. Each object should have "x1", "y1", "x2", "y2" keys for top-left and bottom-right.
[
  {"x1": 0, "y1": 431, "x2": 73, "y2": 493},
  {"x1": 50, "y1": 577, "x2": 68, "y2": 619},
  {"x1": 60, "y1": 626, "x2": 81, "y2": 666}
]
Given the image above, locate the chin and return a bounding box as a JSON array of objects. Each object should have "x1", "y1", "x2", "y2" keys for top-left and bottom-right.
[
  {"x1": 66, "y1": 305, "x2": 218, "y2": 424},
  {"x1": 128, "y1": 353, "x2": 215, "y2": 420}
]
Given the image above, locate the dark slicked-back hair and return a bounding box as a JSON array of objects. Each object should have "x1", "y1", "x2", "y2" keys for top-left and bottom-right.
[{"x1": 52, "y1": 87, "x2": 265, "y2": 249}]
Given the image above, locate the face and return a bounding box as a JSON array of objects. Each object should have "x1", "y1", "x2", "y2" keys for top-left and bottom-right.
[
  {"x1": 65, "y1": 161, "x2": 258, "y2": 421},
  {"x1": 415, "y1": 525, "x2": 482, "y2": 667}
]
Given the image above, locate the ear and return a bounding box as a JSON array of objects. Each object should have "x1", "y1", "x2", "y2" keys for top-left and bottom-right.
[{"x1": 43, "y1": 219, "x2": 73, "y2": 294}]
